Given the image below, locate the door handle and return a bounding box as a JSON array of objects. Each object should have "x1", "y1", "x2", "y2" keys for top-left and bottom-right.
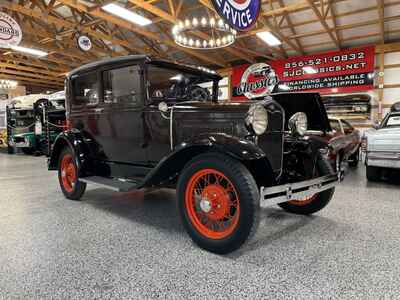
[{"x1": 94, "y1": 108, "x2": 104, "y2": 113}]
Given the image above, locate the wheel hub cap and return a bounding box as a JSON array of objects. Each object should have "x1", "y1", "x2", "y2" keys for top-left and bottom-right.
[{"x1": 200, "y1": 198, "x2": 212, "y2": 213}]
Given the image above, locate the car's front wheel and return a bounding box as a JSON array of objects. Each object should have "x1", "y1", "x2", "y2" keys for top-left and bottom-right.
[
  {"x1": 366, "y1": 165, "x2": 381, "y2": 182},
  {"x1": 278, "y1": 154, "x2": 335, "y2": 215},
  {"x1": 58, "y1": 148, "x2": 86, "y2": 200},
  {"x1": 177, "y1": 153, "x2": 259, "y2": 254}
]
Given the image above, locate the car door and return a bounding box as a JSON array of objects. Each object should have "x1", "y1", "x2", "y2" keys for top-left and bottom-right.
[
  {"x1": 341, "y1": 120, "x2": 359, "y2": 155},
  {"x1": 95, "y1": 64, "x2": 150, "y2": 178}
]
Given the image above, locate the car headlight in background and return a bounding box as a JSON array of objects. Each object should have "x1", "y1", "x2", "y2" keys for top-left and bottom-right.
[
  {"x1": 246, "y1": 104, "x2": 268, "y2": 135},
  {"x1": 288, "y1": 112, "x2": 308, "y2": 136}
]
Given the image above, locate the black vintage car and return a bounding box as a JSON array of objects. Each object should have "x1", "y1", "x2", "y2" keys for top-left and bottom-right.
[{"x1": 48, "y1": 55, "x2": 340, "y2": 254}]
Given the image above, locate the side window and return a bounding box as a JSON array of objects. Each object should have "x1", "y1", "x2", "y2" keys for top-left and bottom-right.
[
  {"x1": 102, "y1": 65, "x2": 142, "y2": 107},
  {"x1": 342, "y1": 120, "x2": 353, "y2": 134},
  {"x1": 329, "y1": 120, "x2": 341, "y2": 132},
  {"x1": 72, "y1": 72, "x2": 99, "y2": 106}
]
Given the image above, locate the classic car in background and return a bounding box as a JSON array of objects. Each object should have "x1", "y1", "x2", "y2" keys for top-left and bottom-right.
[
  {"x1": 47, "y1": 55, "x2": 340, "y2": 254},
  {"x1": 6, "y1": 92, "x2": 66, "y2": 155},
  {"x1": 327, "y1": 118, "x2": 361, "y2": 171},
  {"x1": 364, "y1": 102, "x2": 400, "y2": 181},
  {"x1": 321, "y1": 93, "x2": 371, "y2": 118}
]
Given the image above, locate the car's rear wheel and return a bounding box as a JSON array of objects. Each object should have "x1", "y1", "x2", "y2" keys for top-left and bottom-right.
[
  {"x1": 366, "y1": 165, "x2": 381, "y2": 182},
  {"x1": 177, "y1": 153, "x2": 259, "y2": 254},
  {"x1": 58, "y1": 148, "x2": 86, "y2": 200},
  {"x1": 348, "y1": 147, "x2": 360, "y2": 167},
  {"x1": 278, "y1": 155, "x2": 335, "y2": 215}
]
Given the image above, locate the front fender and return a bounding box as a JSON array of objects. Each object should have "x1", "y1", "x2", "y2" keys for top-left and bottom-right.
[
  {"x1": 183, "y1": 133, "x2": 266, "y2": 160},
  {"x1": 141, "y1": 133, "x2": 270, "y2": 188},
  {"x1": 48, "y1": 131, "x2": 91, "y2": 176}
]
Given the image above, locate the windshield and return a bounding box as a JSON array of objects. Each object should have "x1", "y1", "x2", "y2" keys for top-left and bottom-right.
[
  {"x1": 146, "y1": 64, "x2": 218, "y2": 103},
  {"x1": 382, "y1": 114, "x2": 400, "y2": 128}
]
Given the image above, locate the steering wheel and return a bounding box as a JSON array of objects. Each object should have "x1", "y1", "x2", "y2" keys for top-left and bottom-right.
[{"x1": 189, "y1": 86, "x2": 210, "y2": 102}]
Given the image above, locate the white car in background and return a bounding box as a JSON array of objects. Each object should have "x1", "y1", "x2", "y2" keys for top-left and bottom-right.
[{"x1": 364, "y1": 105, "x2": 400, "y2": 181}]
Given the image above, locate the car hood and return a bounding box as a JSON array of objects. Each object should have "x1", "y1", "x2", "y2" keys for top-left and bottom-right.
[{"x1": 173, "y1": 92, "x2": 331, "y2": 131}]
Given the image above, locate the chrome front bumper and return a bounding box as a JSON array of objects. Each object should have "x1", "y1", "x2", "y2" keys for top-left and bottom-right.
[
  {"x1": 366, "y1": 151, "x2": 400, "y2": 169},
  {"x1": 260, "y1": 173, "x2": 340, "y2": 207}
]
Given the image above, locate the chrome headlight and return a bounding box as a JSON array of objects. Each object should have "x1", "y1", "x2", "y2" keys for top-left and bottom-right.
[
  {"x1": 288, "y1": 112, "x2": 308, "y2": 136},
  {"x1": 246, "y1": 104, "x2": 268, "y2": 135}
]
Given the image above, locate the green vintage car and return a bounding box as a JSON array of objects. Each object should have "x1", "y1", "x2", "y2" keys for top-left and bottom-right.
[{"x1": 7, "y1": 92, "x2": 66, "y2": 155}]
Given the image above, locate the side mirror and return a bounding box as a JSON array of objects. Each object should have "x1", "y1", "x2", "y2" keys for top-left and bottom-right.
[
  {"x1": 372, "y1": 122, "x2": 380, "y2": 129},
  {"x1": 158, "y1": 101, "x2": 169, "y2": 113}
]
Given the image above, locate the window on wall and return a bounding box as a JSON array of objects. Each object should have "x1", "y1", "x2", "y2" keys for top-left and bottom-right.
[
  {"x1": 102, "y1": 65, "x2": 142, "y2": 106},
  {"x1": 72, "y1": 72, "x2": 98, "y2": 106}
]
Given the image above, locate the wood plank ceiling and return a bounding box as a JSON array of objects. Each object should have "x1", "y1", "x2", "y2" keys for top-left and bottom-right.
[{"x1": 0, "y1": 0, "x2": 399, "y2": 91}]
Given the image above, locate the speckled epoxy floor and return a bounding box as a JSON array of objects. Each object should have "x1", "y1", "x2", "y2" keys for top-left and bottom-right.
[{"x1": 0, "y1": 151, "x2": 400, "y2": 299}]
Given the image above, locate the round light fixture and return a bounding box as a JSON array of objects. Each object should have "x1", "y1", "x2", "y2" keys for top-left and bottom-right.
[{"x1": 172, "y1": 17, "x2": 237, "y2": 50}]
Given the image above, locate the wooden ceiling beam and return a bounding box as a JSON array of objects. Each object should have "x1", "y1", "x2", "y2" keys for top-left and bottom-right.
[
  {"x1": 305, "y1": 0, "x2": 340, "y2": 49},
  {"x1": 128, "y1": 0, "x2": 255, "y2": 63},
  {"x1": 56, "y1": 0, "x2": 226, "y2": 67},
  {"x1": 0, "y1": 72, "x2": 64, "y2": 87},
  {"x1": 327, "y1": 0, "x2": 341, "y2": 49}
]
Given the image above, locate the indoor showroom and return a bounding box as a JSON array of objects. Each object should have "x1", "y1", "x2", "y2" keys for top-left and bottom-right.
[{"x1": 1, "y1": 0, "x2": 400, "y2": 299}]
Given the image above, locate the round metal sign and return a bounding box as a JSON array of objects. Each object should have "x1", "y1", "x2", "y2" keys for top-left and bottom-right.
[
  {"x1": 77, "y1": 35, "x2": 92, "y2": 51},
  {"x1": 0, "y1": 12, "x2": 22, "y2": 48},
  {"x1": 210, "y1": 0, "x2": 261, "y2": 31},
  {"x1": 239, "y1": 63, "x2": 278, "y2": 99}
]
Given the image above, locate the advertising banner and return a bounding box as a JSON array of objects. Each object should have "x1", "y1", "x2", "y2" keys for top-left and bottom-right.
[{"x1": 232, "y1": 46, "x2": 375, "y2": 100}]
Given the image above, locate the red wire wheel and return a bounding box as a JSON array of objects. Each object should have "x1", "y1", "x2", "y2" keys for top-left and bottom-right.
[
  {"x1": 60, "y1": 153, "x2": 77, "y2": 193},
  {"x1": 184, "y1": 168, "x2": 240, "y2": 239}
]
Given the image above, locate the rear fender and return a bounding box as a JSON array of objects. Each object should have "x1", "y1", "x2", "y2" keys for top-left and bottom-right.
[
  {"x1": 48, "y1": 131, "x2": 91, "y2": 176},
  {"x1": 141, "y1": 133, "x2": 276, "y2": 188}
]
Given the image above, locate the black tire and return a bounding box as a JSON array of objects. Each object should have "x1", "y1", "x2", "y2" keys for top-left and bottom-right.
[
  {"x1": 58, "y1": 147, "x2": 86, "y2": 200},
  {"x1": 7, "y1": 145, "x2": 14, "y2": 154},
  {"x1": 366, "y1": 165, "x2": 381, "y2": 182},
  {"x1": 278, "y1": 155, "x2": 335, "y2": 215},
  {"x1": 348, "y1": 147, "x2": 360, "y2": 168},
  {"x1": 21, "y1": 148, "x2": 35, "y2": 155},
  {"x1": 177, "y1": 153, "x2": 259, "y2": 254}
]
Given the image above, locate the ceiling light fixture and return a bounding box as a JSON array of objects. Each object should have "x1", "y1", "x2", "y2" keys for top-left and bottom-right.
[
  {"x1": 10, "y1": 45, "x2": 48, "y2": 57},
  {"x1": 102, "y1": 3, "x2": 152, "y2": 26},
  {"x1": 303, "y1": 66, "x2": 318, "y2": 74},
  {"x1": 172, "y1": 17, "x2": 237, "y2": 50},
  {"x1": 256, "y1": 31, "x2": 281, "y2": 46}
]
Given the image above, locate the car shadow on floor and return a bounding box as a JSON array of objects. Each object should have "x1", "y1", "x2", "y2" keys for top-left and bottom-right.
[{"x1": 83, "y1": 187, "x2": 340, "y2": 256}]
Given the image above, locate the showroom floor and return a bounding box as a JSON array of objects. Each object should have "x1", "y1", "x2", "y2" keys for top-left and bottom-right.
[{"x1": 0, "y1": 151, "x2": 399, "y2": 299}]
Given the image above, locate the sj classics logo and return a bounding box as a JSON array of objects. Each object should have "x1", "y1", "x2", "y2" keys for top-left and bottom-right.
[
  {"x1": 211, "y1": 0, "x2": 261, "y2": 31},
  {"x1": 0, "y1": 12, "x2": 22, "y2": 48},
  {"x1": 235, "y1": 63, "x2": 279, "y2": 99}
]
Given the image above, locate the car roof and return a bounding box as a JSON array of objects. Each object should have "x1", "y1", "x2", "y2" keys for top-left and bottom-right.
[{"x1": 67, "y1": 55, "x2": 222, "y2": 80}]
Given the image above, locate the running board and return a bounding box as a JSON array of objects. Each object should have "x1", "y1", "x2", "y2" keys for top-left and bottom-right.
[
  {"x1": 80, "y1": 176, "x2": 140, "y2": 192},
  {"x1": 260, "y1": 173, "x2": 340, "y2": 207}
]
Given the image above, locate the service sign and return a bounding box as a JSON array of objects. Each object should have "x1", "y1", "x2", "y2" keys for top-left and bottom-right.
[
  {"x1": 211, "y1": 0, "x2": 261, "y2": 31},
  {"x1": 0, "y1": 12, "x2": 22, "y2": 48},
  {"x1": 232, "y1": 46, "x2": 376, "y2": 100}
]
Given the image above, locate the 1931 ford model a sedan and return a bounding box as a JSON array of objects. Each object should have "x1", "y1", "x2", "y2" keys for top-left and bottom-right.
[{"x1": 48, "y1": 55, "x2": 340, "y2": 254}]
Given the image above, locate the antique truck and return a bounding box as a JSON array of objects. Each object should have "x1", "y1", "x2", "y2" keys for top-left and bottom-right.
[
  {"x1": 7, "y1": 93, "x2": 66, "y2": 155},
  {"x1": 48, "y1": 55, "x2": 340, "y2": 254}
]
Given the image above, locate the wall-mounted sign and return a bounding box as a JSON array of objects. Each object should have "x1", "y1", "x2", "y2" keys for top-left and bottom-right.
[
  {"x1": 232, "y1": 46, "x2": 376, "y2": 100},
  {"x1": 77, "y1": 35, "x2": 92, "y2": 51},
  {"x1": 210, "y1": 0, "x2": 261, "y2": 31},
  {"x1": 0, "y1": 12, "x2": 22, "y2": 48}
]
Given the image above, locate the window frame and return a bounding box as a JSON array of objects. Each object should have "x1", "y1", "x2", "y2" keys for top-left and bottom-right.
[
  {"x1": 70, "y1": 71, "x2": 100, "y2": 109},
  {"x1": 100, "y1": 62, "x2": 145, "y2": 109}
]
